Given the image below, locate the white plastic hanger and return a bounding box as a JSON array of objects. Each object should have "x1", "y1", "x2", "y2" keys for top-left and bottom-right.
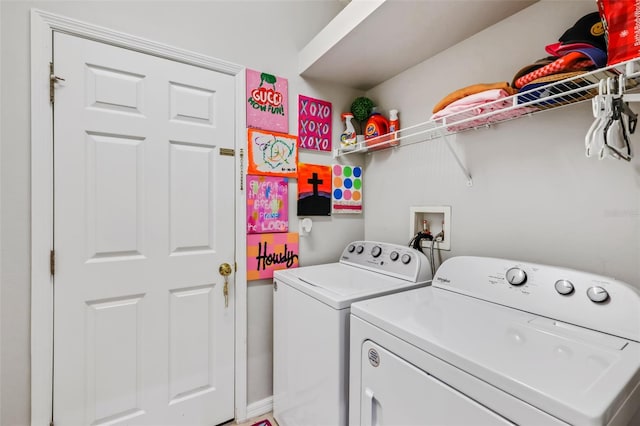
[
  {"x1": 599, "y1": 75, "x2": 635, "y2": 161},
  {"x1": 585, "y1": 78, "x2": 609, "y2": 158}
]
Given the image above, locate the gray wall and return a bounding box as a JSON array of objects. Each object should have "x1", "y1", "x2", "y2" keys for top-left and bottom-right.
[
  {"x1": 365, "y1": 1, "x2": 640, "y2": 289},
  {"x1": 0, "y1": 1, "x2": 363, "y2": 424}
]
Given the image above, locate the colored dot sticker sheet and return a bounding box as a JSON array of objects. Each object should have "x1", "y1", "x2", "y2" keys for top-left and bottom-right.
[{"x1": 332, "y1": 164, "x2": 362, "y2": 214}]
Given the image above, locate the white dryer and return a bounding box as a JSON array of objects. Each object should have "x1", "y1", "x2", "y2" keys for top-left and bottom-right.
[
  {"x1": 273, "y1": 241, "x2": 432, "y2": 426},
  {"x1": 349, "y1": 256, "x2": 640, "y2": 425}
]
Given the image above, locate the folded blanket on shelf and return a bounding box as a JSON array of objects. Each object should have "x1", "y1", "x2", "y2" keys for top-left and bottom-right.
[
  {"x1": 431, "y1": 88, "x2": 537, "y2": 132},
  {"x1": 432, "y1": 82, "x2": 517, "y2": 113},
  {"x1": 431, "y1": 89, "x2": 514, "y2": 120}
]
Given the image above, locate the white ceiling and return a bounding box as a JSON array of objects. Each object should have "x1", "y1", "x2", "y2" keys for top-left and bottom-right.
[{"x1": 299, "y1": 0, "x2": 538, "y2": 90}]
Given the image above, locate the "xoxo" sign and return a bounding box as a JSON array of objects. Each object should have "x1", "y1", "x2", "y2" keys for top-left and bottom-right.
[{"x1": 298, "y1": 95, "x2": 332, "y2": 152}]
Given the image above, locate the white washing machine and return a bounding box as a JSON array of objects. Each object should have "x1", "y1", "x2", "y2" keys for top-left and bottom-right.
[
  {"x1": 273, "y1": 241, "x2": 432, "y2": 426},
  {"x1": 349, "y1": 256, "x2": 640, "y2": 426}
]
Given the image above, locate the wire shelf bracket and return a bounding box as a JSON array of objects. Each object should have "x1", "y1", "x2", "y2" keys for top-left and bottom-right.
[{"x1": 439, "y1": 130, "x2": 473, "y2": 187}]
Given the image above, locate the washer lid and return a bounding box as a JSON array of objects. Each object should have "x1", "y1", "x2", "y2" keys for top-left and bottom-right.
[
  {"x1": 274, "y1": 263, "x2": 429, "y2": 309},
  {"x1": 351, "y1": 287, "x2": 640, "y2": 426}
]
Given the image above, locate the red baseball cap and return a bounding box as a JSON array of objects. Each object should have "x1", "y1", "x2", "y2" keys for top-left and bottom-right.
[{"x1": 545, "y1": 41, "x2": 596, "y2": 57}]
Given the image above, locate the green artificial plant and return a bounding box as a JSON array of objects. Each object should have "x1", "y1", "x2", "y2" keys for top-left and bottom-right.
[{"x1": 350, "y1": 97, "x2": 375, "y2": 134}]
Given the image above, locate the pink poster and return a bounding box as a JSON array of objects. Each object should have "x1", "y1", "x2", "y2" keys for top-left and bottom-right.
[
  {"x1": 298, "y1": 95, "x2": 332, "y2": 151},
  {"x1": 246, "y1": 69, "x2": 288, "y2": 133},
  {"x1": 247, "y1": 233, "x2": 299, "y2": 281},
  {"x1": 247, "y1": 175, "x2": 289, "y2": 234}
]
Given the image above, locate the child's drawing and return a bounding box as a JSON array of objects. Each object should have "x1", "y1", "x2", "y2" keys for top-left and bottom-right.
[{"x1": 247, "y1": 129, "x2": 298, "y2": 178}]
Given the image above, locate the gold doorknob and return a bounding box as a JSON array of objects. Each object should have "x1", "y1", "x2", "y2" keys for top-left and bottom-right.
[{"x1": 219, "y1": 263, "x2": 232, "y2": 276}]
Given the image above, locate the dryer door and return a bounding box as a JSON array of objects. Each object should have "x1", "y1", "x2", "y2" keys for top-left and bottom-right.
[{"x1": 360, "y1": 341, "x2": 514, "y2": 426}]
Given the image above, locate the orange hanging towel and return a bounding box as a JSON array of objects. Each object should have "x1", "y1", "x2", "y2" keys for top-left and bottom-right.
[{"x1": 432, "y1": 82, "x2": 517, "y2": 114}]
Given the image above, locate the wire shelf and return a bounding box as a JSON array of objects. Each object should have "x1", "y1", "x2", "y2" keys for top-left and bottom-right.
[{"x1": 334, "y1": 58, "x2": 640, "y2": 158}]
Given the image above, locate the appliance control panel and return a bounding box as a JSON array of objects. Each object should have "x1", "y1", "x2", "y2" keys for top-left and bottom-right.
[
  {"x1": 433, "y1": 256, "x2": 640, "y2": 342},
  {"x1": 340, "y1": 241, "x2": 432, "y2": 283}
]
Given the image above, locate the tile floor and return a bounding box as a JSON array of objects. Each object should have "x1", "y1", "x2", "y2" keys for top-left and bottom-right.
[{"x1": 225, "y1": 412, "x2": 276, "y2": 426}]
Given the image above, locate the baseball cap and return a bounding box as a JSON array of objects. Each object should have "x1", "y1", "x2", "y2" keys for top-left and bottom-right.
[
  {"x1": 548, "y1": 12, "x2": 606, "y2": 52},
  {"x1": 517, "y1": 71, "x2": 592, "y2": 106},
  {"x1": 545, "y1": 41, "x2": 596, "y2": 57},
  {"x1": 560, "y1": 46, "x2": 607, "y2": 68},
  {"x1": 511, "y1": 57, "x2": 555, "y2": 87},
  {"x1": 513, "y1": 51, "x2": 594, "y2": 89}
]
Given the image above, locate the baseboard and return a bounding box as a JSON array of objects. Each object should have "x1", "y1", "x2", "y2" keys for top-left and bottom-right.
[{"x1": 244, "y1": 396, "x2": 273, "y2": 420}]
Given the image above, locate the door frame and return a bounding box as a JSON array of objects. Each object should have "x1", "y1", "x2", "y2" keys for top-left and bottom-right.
[{"x1": 30, "y1": 9, "x2": 248, "y2": 425}]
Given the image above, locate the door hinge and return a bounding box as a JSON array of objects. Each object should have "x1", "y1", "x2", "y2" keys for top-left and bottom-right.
[
  {"x1": 49, "y1": 62, "x2": 65, "y2": 104},
  {"x1": 234, "y1": 262, "x2": 237, "y2": 272},
  {"x1": 220, "y1": 148, "x2": 235, "y2": 156},
  {"x1": 50, "y1": 250, "x2": 55, "y2": 276}
]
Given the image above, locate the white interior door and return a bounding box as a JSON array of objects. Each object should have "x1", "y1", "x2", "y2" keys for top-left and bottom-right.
[{"x1": 52, "y1": 32, "x2": 236, "y2": 426}]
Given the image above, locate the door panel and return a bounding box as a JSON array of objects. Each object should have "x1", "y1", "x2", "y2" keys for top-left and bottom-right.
[
  {"x1": 86, "y1": 296, "x2": 144, "y2": 424},
  {"x1": 86, "y1": 63, "x2": 145, "y2": 115},
  {"x1": 53, "y1": 32, "x2": 236, "y2": 426},
  {"x1": 169, "y1": 142, "x2": 215, "y2": 253},
  {"x1": 169, "y1": 285, "x2": 215, "y2": 401},
  {"x1": 169, "y1": 82, "x2": 216, "y2": 125},
  {"x1": 86, "y1": 132, "x2": 145, "y2": 259}
]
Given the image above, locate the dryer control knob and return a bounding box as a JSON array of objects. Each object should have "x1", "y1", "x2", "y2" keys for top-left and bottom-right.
[
  {"x1": 390, "y1": 251, "x2": 399, "y2": 261},
  {"x1": 555, "y1": 279, "x2": 574, "y2": 295},
  {"x1": 347, "y1": 244, "x2": 355, "y2": 253},
  {"x1": 506, "y1": 268, "x2": 527, "y2": 286},
  {"x1": 371, "y1": 246, "x2": 382, "y2": 258},
  {"x1": 401, "y1": 254, "x2": 412, "y2": 264},
  {"x1": 587, "y1": 286, "x2": 609, "y2": 303},
  {"x1": 356, "y1": 245, "x2": 364, "y2": 254}
]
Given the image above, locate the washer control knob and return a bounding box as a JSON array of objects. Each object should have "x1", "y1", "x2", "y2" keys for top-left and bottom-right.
[
  {"x1": 506, "y1": 268, "x2": 527, "y2": 286},
  {"x1": 401, "y1": 254, "x2": 412, "y2": 264},
  {"x1": 347, "y1": 244, "x2": 355, "y2": 253},
  {"x1": 390, "y1": 251, "x2": 399, "y2": 261},
  {"x1": 371, "y1": 246, "x2": 382, "y2": 258},
  {"x1": 356, "y1": 245, "x2": 364, "y2": 254},
  {"x1": 554, "y1": 280, "x2": 574, "y2": 296},
  {"x1": 587, "y1": 286, "x2": 609, "y2": 303}
]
